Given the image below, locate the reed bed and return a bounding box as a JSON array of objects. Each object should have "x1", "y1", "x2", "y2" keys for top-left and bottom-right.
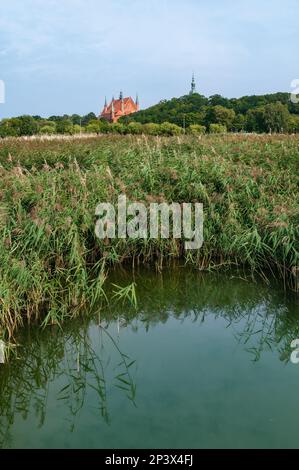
[{"x1": 0, "y1": 133, "x2": 298, "y2": 339}]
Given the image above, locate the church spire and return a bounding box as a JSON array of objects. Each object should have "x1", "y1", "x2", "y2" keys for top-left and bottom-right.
[
  {"x1": 190, "y1": 73, "x2": 196, "y2": 95},
  {"x1": 104, "y1": 96, "x2": 107, "y2": 108},
  {"x1": 135, "y1": 93, "x2": 139, "y2": 110},
  {"x1": 120, "y1": 91, "x2": 124, "y2": 113}
]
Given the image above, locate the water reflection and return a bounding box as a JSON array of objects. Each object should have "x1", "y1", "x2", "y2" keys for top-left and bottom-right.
[
  {"x1": 0, "y1": 268, "x2": 298, "y2": 448},
  {"x1": 0, "y1": 320, "x2": 137, "y2": 447},
  {"x1": 104, "y1": 268, "x2": 298, "y2": 363}
]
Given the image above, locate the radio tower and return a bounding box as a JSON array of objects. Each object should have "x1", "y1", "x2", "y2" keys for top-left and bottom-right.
[{"x1": 190, "y1": 73, "x2": 196, "y2": 95}]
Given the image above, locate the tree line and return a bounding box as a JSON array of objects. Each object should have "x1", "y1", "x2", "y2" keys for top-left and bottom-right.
[
  {"x1": 0, "y1": 114, "x2": 202, "y2": 137},
  {"x1": 1, "y1": 92, "x2": 299, "y2": 137},
  {"x1": 0, "y1": 112, "x2": 97, "y2": 137},
  {"x1": 120, "y1": 92, "x2": 299, "y2": 133}
]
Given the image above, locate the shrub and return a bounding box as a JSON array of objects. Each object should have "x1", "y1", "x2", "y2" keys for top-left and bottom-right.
[
  {"x1": 110, "y1": 123, "x2": 127, "y2": 134},
  {"x1": 127, "y1": 122, "x2": 143, "y2": 135},
  {"x1": 72, "y1": 124, "x2": 82, "y2": 134},
  {"x1": 143, "y1": 123, "x2": 162, "y2": 135},
  {"x1": 98, "y1": 120, "x2": 110, "y2": 133},
  {"x1": 160, "y1": 122, "x2": 183, "y2": 136},
  {"x1": 209, "y1": 124, "x2": 227, "y2": 134},
  {"x1": 0, "y1": 119, "x2": 20, "y2": 137},
  {"x1": 188, "y1": 124, "x2": 206, "y2": 135},
  {"x1": 85, "y1": 120, "x2": 101, "y2": 134},
  {"x1": 39, "y1": 125, "x2": 56, "y2": 135}
]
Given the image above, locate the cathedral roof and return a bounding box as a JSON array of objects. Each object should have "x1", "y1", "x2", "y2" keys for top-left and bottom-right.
[
  {"x1": 104, "y1": 97, "x2": 136, "y2": 114},
  {"x1": 100, "y1": 95, "x2": 139, "y2": 122}
]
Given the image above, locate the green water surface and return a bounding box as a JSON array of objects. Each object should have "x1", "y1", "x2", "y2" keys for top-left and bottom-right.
[{"x1": 0, "y1": 268, "x2": 298, "y2": 449}]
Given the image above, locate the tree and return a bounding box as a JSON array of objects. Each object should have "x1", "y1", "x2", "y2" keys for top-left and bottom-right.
[
  {"x1": 175, "y1": 112, "x2": 205, "y2": 127},
  {"x1": 120, "y1": 93, "x2": 208, "y2": 126},
  {"x1": 263, "y1": 102, "x2": 290, "y2": 133},
  {"x1": 245, "y1": 102, "x2": 290, "y2": 133},
  {"x1": 56, "y1": 118, "x2": 73, "y2": 134},
  {"x1": 232, "y1": 114, "x2": 246, "y2": 132},
  {"x1": 81, "y1": 113, "x2": 97, "y2": 126},
  {"x1": 0, "y1": 91, "x2": 297, "y2": 138},
  {"x1": 205, "y1": 106, "x2": 235, "y2": 130},
  {"x1": 208, "y1": 94, "x2": 231, "y2": 108},
  {"x1": 18, "y1": 115, "x2": 39, "y2": 136},
  {"x1": 117, "y1": 91, "x2": 298, "y2": 132},
  {"x1": 71, "y1": 114, "x2": 82, "y2": 125},
  {"x1": 48, "y1": 115, "x2": 64, "y2": 122},
  {"x1": 289, "y1": 115, "x2": 299, "y2": 133},
  {"x1": 245, "y1": 107, "x2": 266, "y2": 132}
]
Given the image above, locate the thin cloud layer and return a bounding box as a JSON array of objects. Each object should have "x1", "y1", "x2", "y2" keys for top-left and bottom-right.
[{"x1": 0, "y1": 0, "x2": 298, "y2": 116}]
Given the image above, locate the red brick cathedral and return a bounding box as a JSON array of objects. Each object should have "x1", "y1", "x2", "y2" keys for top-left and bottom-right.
[{"x1": 100, "y1": 92, "x2": 139, "y2": 123}]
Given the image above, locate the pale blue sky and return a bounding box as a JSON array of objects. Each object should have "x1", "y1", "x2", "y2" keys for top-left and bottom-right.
[{"x1": 0, "y1": 0, "x2": 298, "y2": 117}]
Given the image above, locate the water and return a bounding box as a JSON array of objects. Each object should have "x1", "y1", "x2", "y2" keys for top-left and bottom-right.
[{"x1": 0, "y1": 268, "x2": 298, "y2": 449}]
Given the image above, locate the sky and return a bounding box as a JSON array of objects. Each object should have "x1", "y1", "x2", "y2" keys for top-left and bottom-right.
[{"x1": 0, "y1": 0, "x2": 298, "y2": 118}]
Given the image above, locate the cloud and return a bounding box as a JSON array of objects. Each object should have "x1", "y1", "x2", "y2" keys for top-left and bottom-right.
[{"x1": 0, "y1": 0, "x2": 298, "y2": 116}]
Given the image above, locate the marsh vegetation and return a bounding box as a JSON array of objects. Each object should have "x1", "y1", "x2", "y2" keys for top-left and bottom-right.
[{"x1": 0, "y1": 133, "x2": 298, "y2": 340}]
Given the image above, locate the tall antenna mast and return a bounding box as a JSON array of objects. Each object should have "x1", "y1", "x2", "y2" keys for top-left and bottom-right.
[{"x1": 190, "y1": 73, "x2": 196, "y2": 95}]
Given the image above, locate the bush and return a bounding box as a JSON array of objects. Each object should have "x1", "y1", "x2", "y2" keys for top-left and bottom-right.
[
  {"x1": 0, "y1": 119, "x2": 20, "y2": 137},
  {"x1": 143, "y1": 123, "x2": 162, "y2": 135},
  {"x1": 188, "y1": 124, "x2": 206, "y2": 135},
  {"x1": 98, "y1": 120, "x2": 110, "y2": 133},
  {"x1": 209, "y1": 124, "x2": 227, "y2": 134},
  {"x1": 127, "y1": 122, "x2": 143, "y2": 135},
  {"x1": 160, "y1": 122, "x2": 183, "y2": 136},
  {"x1": 110, "y1": 123, "x2": 127, "y2": 134},
  {"x1": 72, "y1": 124, "x2": 82, "y2": 134},
  {"x1": 39, "y1": 125, "x2": 56, "y2": 135},
  {"x1": 85, "y1": 120, "x2": 101, "y2": 134}
]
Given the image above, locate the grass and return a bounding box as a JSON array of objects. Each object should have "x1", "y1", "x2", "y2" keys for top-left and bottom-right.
[{"x1": 0, "y1": 133, "x2": 298, "y2": 339}]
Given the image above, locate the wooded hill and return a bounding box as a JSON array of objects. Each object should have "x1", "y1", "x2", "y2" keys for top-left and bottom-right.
[{"x1": 120, "y1": 92, "x2": 299, "y2": 132}]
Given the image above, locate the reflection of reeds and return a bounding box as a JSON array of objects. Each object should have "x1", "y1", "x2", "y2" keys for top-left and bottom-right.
[
  {"x1": 0, "y1": 268, "x2": 297, "y2": 447},
  {"x1": 100, "y1": 327, "x2": 136, "y2": 405},
  {"x1": 0, "y1": 134, "x2": 298, "y2": 338},
  {"x1": 112, "y1": 282, "x2": 137, "y2": 309},
  {"x1": 0, "y1": 315, "x2": 138, "y2": 447}
]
